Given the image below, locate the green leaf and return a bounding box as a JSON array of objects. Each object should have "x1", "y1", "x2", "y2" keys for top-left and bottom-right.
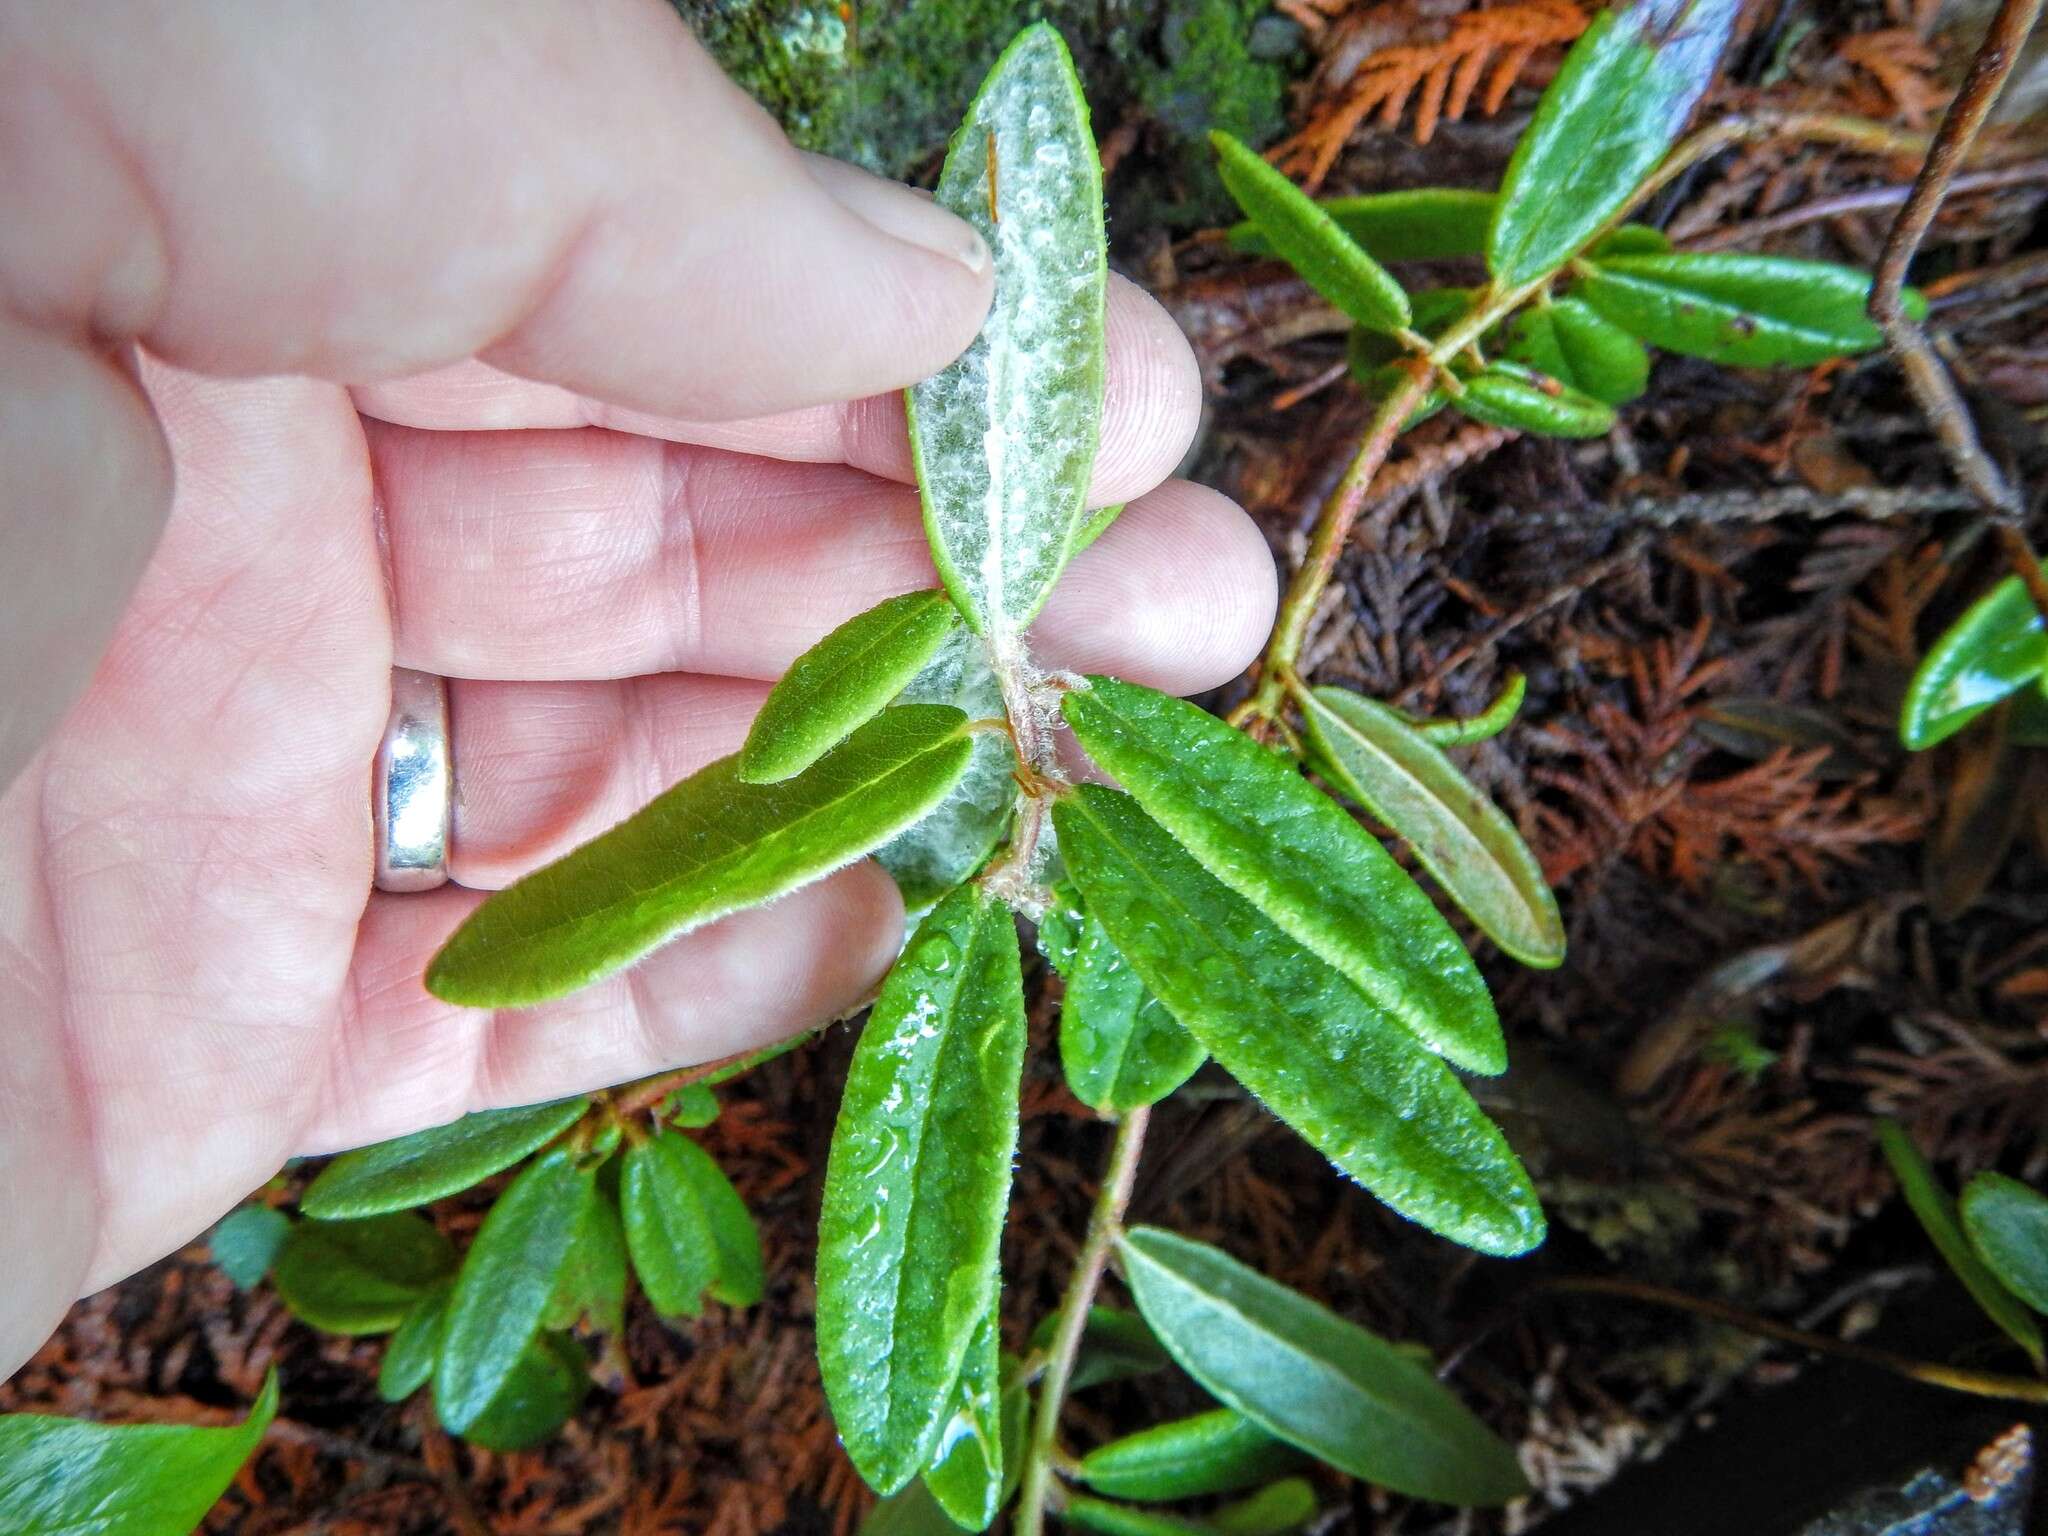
[
  {"x1": 434, "y1": 1149, "x2": 594, "y2": 1434},
  {"x1": 1078, "y1": 1408, "x2": 1305, "y2": 1501},
  {"x1": 1061, "y1": 1498, "x2": 1209, "y2": 1536},
  {"x1": 1027, "y1": 1305, "x2": 1171, "y2": 1392},
  {"x1": 1503, "y1": 299, "x2": 1649, "y2": 405},
  {"x1": 741, "y1": 591, "x2": 965, "y2": 783},
  {"x1": 1062, "y1": 677, "x2": 1503, "y2": 1074},
  {"x1": 1489, "y1": 0, "x2": 1739, "y2": 288},
  {"x1": 622, "y1": 1130, "x2": 764, "y2": 1319},
  {"x1": 1578, "y1": 251, "x2": 1918, "y2": 367},
  {"x1": 0, "y1": 1369, "x2": 277, "y2": 1536},
  {"x1": 663, "y1": 1082, "x2": 720, "y2": 1128},
  {"x1": 1074, "y1": 502, "x2": 1126, "y2": 556},
  {"x1": 378, "y1": 1285, "x2": 450, "y2": 1403},
  {"x1": 1877, "y1": 1122, "x2": 2043, "y2": 1367},
  {"x1": 427, "y1": 705, "x2": 973, "y2": 1006},
  {"x1": 209, "y1": 1205, "x2": 290, "y2": 1291},
  {"x1": 1210, "y1": 1479, "x2": 1320, "y2": 1536},
  {"x1": 1454, "y1": 360, "x2": 1615, "y2": 438},
  {"x1": 1211, "y1": 132, "x2": 1409, "y2": 334},
  {"x1": 1961, "y1": 1173, "x2": 2048, "y2": 1315},
  {"x1": 817, "y1": 886, "x2": 1029, "y2": 1494},
  {"x1": 1302, "y1": 686, "x2": 1565, "y2": 969},
  {"x1": 272, "y1": 1212, "x2": 457, "y2": 1335},
  {"x1": 921, "y1": 1316, "x2": 1012, "y2": 1531},
  {"x1": 1229, "y1": 188, "x2": 1497, "y2": 265},
  {"x1": 1060, "y1": 896, "x2": 1205, "y2": 1113},
  {"x1": 906, "y1": 24, "x2": 1108, "y2": 642},
  {"x1": 1412, "y1": 672, "x2": 1528, "y2": 747},
  {"x1": 544, "y1": 1180, "x2": 628, "y2": 1334},
  {"x1": 301, "y1": 1099, "x2": 590, "y2": 1219},
  {"x1": 457, "y1": 1333, "x2": 588, "y2": 1453},
  {"x1": 1055, "y1": 787, "x2": 1543, "y2": 1256},
  {"x1": 1352, "y1": 358, "x2": 1448, "y2": 430},
  {"x1": 1119, "y1": 1228, "x2": 1530, "y2": 1504},
  {"x1": 1901, "y1": 566, "x2": 2048, "y2": 749},
  {"x1": 1587, "y1": 224, "x2": 1671, "y2": 257}
]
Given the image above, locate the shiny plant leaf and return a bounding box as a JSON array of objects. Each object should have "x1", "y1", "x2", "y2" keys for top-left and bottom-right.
[
  {"x1": 1961, "y1": 1172, "x2": 2048, "y2": 1315},
  {"x1": 1077, "y1": 1407, "x2": 1306, "y2": 1501},
  {"x1": 817, "y1": 886, "x2": 1028, "y2": 1494},
  {"x1": 1055, "y1": 786, "x2": 1544, "y2": 1256},
  {"x1": 458, "y1": 1333, "x2": 588, "y2": 1453},
  {"x1": 1489, "y1": 0, "x2": 1739, "y2": 288},
  {"x1": 1061, "y1": 1500, "x2": 1208, "y2": 1536},
  {"x1": 921, "y1": 1318, "x2": 1012, "y2": 1530},
  {"x1": 907, "y1": 25, "x2": 1107, "y2": 642},
  {"x1": 1877, "y1": 1121, "x2": 2043, "y2": 1368},
  {"x1": 1211, "y1": 1479, "x2": 1320, "y2": 1536},
  {"x1": 427, "y1": 706, "x2": 973, "y2": 1006},
  {"x1": 740, "y1": 591, "x2": 964, "y2": 783},
  {"x1": 1302, "y1": 686, "x2": 1565, "y2": 969},
  {"x1": 1578, "y1": 251, "x2": 1919, "y2": 367},
  {"x1": 621, "y1": 1130, "x2": 765, "y2": 1318},
  {"x1": 0, "y1": 1369, "x2": 277, "y2": 1536},
  {"x1": 301, "y1": 1098, "x2": 590, "y2": 1219},
  {"x1": 1063, "y1": 677, "x2": 1503, "y2": 1074},
  {"x1": 1503, "y1": 298, "x2": 1649, "y2": 405},
  {"x1": 434, "y1": 1149, "x2": 595, "y2": 1434},
  {"x1": 1211, "y1": 131, "x2": 1410, "y2": 333},
  {"x1": 1060, "y1": 895, "x2": 1205, "y2": 1113},
  {"x1": 1901, "y1": 562, "x2": 2048, "y2": 749},
  {"x1": 1027, "y1": 1305, "x2": 1171, "y2": 1392},
  {"x1": 544, "y1": 1181, "x2": 628, "y2": 1334},
  {"x1": 1453, "y1": 359, "x2": 1615, "y2": 437},
  {"x1": 1119, "y1": 1228, "x2": 1530, "y2": 1504},
  {"x1": 272, "y1": 1212, "x2": 457, "y2": 1335},
  {"x1": 209, "y1": 1204, "x2": 290, "y2": 1291},
  {"x1": 378, "y1": 1285, "x2": 449, "y2": 1403},
  {"x1": 1411, "y1": 672, "x2": 1527, "y2": 747},
  {"x1": 1229, "y1": 187, "x2": 1496, "y2": 265}
]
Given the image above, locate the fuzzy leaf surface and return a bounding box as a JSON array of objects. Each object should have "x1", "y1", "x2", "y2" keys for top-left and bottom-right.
[
  {"x1": 817, "y1": 886, "x2": 1028, "y2": 1494},
  {"x1": 1454, "y1": 360, "x2": 1615, "y2": 437},
  {"x1": 272, "y1": 1212, "x2": 457, "y2": 1335},
  {"x1": 1230, "y1": 188, "x2": 1496, "y2": 264},
  {"x1": 1078, "y1": 1407, "x2": 1306, "y2": 1501},
  {"x1": 1303, "y1": 687, "x2": 1565, "y2": 969},
  {"x1": 427, "y1": 706, "x2": 972, "y2": 1006},
  {"x1": 209, "y1": 1205, "x2": 290, "y2": 1290},
  {"x1": 302, "y1": 1098, "x2": 590, "y2": 1219},
  {"x1": 1503, "y1": 298, "x2": 1649, "y2": 405},
  {"x1": 906, "y1": 24, "x2": 1107, "y2": 640},
  {"x1": 1055, "y1": 786, "x2": 1544, "y2": 1255},
  {"x1": 1900, "y1": 566, "x2": 2048, "y2": 749},
  {"x1": 877, "y1": 630, "x2": 1015, "y2": 909},
  {"x1": 1060, "y1": 896, "x2": 1205, "y2": 1112},
  {"x1": 1119, "y1": 1228, "x2": 1530, "y2": 1504},
  {"x1": 1063, "y1": 677, "x2": 1502, "y2": 1074},
  {"x1": 378, "y1": 1286, "x2": 449, "y2": 1402},
  {"x1": 1961, "y1": 1173, "x2": 2048, "y2": 1316}
]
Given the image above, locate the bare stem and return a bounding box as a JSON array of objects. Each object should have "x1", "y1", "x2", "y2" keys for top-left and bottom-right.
[{"x1": 1015, "y1": 1106, "x2": 1152, "y2": 1536}]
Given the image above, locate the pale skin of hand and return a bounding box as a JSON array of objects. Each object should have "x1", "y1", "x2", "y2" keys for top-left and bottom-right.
[{"x1": 0, "y1": 0, "x2": 1278, "y2": 1378}]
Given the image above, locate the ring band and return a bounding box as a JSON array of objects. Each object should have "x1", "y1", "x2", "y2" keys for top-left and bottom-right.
[{"x1": 373, "y1": 668, "x2": 452, "y2": 892}]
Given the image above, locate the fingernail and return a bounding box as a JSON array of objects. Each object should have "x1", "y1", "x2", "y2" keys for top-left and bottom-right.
[{"x1": 803, "y1": 152, "x2": 990, "y2": 275}]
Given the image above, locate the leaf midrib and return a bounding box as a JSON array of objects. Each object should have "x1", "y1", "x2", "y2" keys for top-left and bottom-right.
[{"x1": 1592, "y1": 265, "x2": 1869, "y2": 350}]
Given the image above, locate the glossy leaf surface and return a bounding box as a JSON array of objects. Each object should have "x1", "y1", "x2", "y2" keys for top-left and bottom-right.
[
  {"x1": 1231, "y1": 187, "x2": 1495, "y2": 263},
  {"x1": 1078, "y1": 1407, "x2": 1305, "y2": 1500},
  {"x1": 302, "y1": 1098, "x2": 590, "y2": 1219},
  {"x1": 1060, "y1": 895, "x2": 1205, "y2": 1112},
  {"x1": 1120, "y1": 1228, "x2": 1529, "y2": 1504},
  {"x1": 458, "y1": 1333, "x2": 588, "y2": 1453},
  {"x1": 1056, "y1": 786, "x2": 1543, "y2": 1255},
  {"x1": 1578, "y1": 252, "x2": 1914, "y2": 367},
  {"x1": 378, "y1": 1286, "x2": 449, "y2": 1402},
  {"x1": 209, "y1": 1204, "x2": 289, "y2": 1290},
  {"x1": 0, "y1": 1370, "x2": 276, "y2": 1536},
  {"x1": 1303, "y1": 687, "x2": 1565, "y2": 968},
  {"x1": 1961, "y1": 1173, "x2": 2048, "y2": 1315},
  {"x1": 428, "y1": 706, "x2": 972, "y2": 1006},
  {"x1": 1900, "y1": 565, "x2": 2048, "y2": 749},
  {"x1": 1503, "y1": 298, "x2": 1649, "y2": 405},
  {"x1": 272, "y1": 1212, "x2": 456, "y2": 1335},
  {"x1": 1211, "y1": 132, "x2": 1409, "y2": 333},
  {"x1": 1064, "y1": 678, "x2": 1501, "y2": 1073},
  {"x1": 1489, "y1": 0, "x2": 1738, "y2": 287},
  {"x1": 1455, "y1": 360, "x2": 1615, "y2": 437},
  {"x1": 817, "y1": 886, "x2": 1028, "y2": 1493},
  {"x1": 907, "y1": 25, "x2": 1106, "y2": 640},
  {"x1": 877, "y1": 630, "x2": 1015, "y2": 909},
  {"x1": 921, "y1": 1319, "x2": 1014, "y2": 1530},
  {"x1": 741, "y1": 591, "x2": 964, "y2": 783}
]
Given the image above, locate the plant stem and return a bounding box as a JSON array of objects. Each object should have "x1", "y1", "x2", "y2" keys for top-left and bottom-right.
[{"x1": 1015, "y1": 1106, "x2": 1152, "y2": 1536}]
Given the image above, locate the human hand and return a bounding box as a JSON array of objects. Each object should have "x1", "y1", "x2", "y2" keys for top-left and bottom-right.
[{"x1": 0, "y1": 0, "x2": 1276, "y2": 1374}]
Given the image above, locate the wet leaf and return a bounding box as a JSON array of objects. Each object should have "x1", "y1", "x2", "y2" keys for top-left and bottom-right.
[
  {"x1": 877, "y1": 631, "x2": 1015, "y2": 910},
  {"x1": 908, "y1": 25, "x2": 1107, "y2": 641},
  {"x1": 1063, "y1": 678, "x2": 1503, "y2": 1074},
  {"x1": 1055, "y1": 786, "x2": 1544, "y2": 1256},
  {"x1": 1119, "y1": 1228, "x2": 1530, "y2": 1504},
  {"x1": 1060, "y1": 895, "x2": 1205, "y2": 1113},
  {"x1": 209, "y1": 1205, "x2": 290, "y2": 1291},
  {"x1": 1454, "y1": 360, "x2": 1615, "y2": 437},
  {"x1": 0, "y1": 1369, "x2": 276, "y2": 1536},
  {"x1": 622, "y1": 1130, "x2": 764, "y2": 1319},
  {"x1": 818, "y1": 886, "x2": 1028, "y2": 1494},
  {"x1": 1503, "y1": 298, "x2": 1649, "y2": 405},
  {"x1": 1211, "y1": 1479, "x2": 1320, "y2": 1536},
  {"x1": 378, "y1": 1286, "x2": 448, "y2": 1402},
  {"x1": 1302, "y1": 686, "x2": 1565, "y2": 969},
  {"x1": 922, "y1": 1325, "x2": 1024, "y2": 1530},
  {"x1": 1489, "y1": 0, "x2": 1739, "y2": 288},
  {"x1": 741, "y1": 591, "x2": 964, "y2": 783},
  {"x1": 1230, "y1": 187, "x2": 1496, "y2": 266},
  {"x1": 457, "y1": 1333, "x2": 588, "y2": 1453},
  {"x1": 1077, "y1": 1407, "x2": 1306, "y2": 1500},
  {"x1": 1901, "y1": 564, "x2": 2048, "y2": 749},
  {"x1": 301, "y1": 1098, "x2": 590, "y2": 1219},
  {"x1": 1961, "y1": 1172, "x2": 2048, "y2": 1316},
  {"x1": 1027, "y1": 1305, "x2": 1171, "y2": 1391},
  {"x1": 427, "y1": 706, "x2": 973, "y2": 1006},
  {"x1": 272, "y1": 1212, "x2": 457, "y2": 1335}
]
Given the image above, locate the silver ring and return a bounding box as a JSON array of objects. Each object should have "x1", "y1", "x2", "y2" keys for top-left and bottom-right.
[{"x1": 373, "y1": 668, "x2": 452, "y2": 892}]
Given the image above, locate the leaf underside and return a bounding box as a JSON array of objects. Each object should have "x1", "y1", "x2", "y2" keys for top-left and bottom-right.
[{"x1": 1961, "y1": 1172, "x2": 2048, "y2": 1316}]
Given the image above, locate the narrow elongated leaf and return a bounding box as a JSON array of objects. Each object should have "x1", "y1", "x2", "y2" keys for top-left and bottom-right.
[
  {"x1": 1412, "y1": 672, "x2": 1527, "y2": 747},
  {"x1": 1578, "y1": 252, "x2": 1918, "y2": 367},
  {"x1": 1503, "y1": 299, "x2": 1649, "y2": 405},
  {"x1": 435, "y1": 1149, "x2": 595, "y2": 1433},
  {"x1": 906, "y1": 24, "x2": 1107, "y2": 641},
  {"x1": 272, "y1": 1212, "x2": 457, "y2": 1335},
  {"x1": 544, "y1": 1182, "x2": 628, "y2": 1333},
  {"x1": 1302, "y1": 687, "x2": 1565, "y2": 969},
  {"x1": 1078, "y1": 1408, "x2": 1305, "y2": 1500},
  {"x1": 428, "y1": 705, "x2": 973, "y2": 1006},
  {"x1": 1231, "y1": 188, "x2": 1496, "y2": 263},
  {"x1": 921, "y1": 1314, "x2": 1009, "y2": 1530},
  {"x1": 1211, "y1": 132, "x2": 1409, "y2": 333},
  {"x1": 302, "y1": 1098, "x2": 590, "y2": 1219},
  {"x1": 1961, "y1": 1173, "x2": 2048, "y2": 1315},
  {"x1": 1877, "y1": 1122, "x2": 2043, "y2": 1367},
  {"x1": 1901, "y1": 565, "x2": 2048, "y2": 749},
  {"x1": 1063, "y1": 678, "x2": 1502, "y2": 1074},
  {"x1": 1211, "y1": 1479, "x2": 1320, "y2": 1536},
  {"x1": 692, "y1": 1145, "x2": 766, "y2": 1308},
  {"x1": 1489, "y1": 0, "x2": 1738, "y2": 288},
  {"x1": 741, "y1": 591, "x2": 964, "y2": 783},
  {"x1": 209, "y1": 1204, "x2": 290, "y2": 1290},
  {"x1": 877, "y1": 631, "x2": 1015, "y2": 909},
  {"x1": 1061, "y1": 898, "x2": 1205, "y2": 1112},
  {"x1": 458, "y1": 1333, "x2": 588, "y2": 1453},
  {"x1": 1074, "y1": 502, "x2": 1126, "y2": 555},
  {"x1": 1055, "y1": 786, "x2": 1544, "y2": 1256},
  {"x1": 818, "y1": 886, "x2": 1028, "y2": 1493},
  {"x1": 1027, "y1": 1305, "x2": 1171, "y2": 1391},
  {"x1": 622, "y1": 1131, "x2": 765, "y2": 1318},
  {"x1": 1120, "y1": 1228, "x2": 1529, "y2": 1504},
  {"x1": 1062, "y1": 1499, "x2": 1208, "y2": 1536},
  {"x1": 379, "y1": 1286, "x2": 448, "y2": 1402},
  {"x1": 1454, "y1": 361, "x2": 1615, "y2": 438},
  {"x1": 0, "y1": 1370, "x2": 277, "y2": 1536}
]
